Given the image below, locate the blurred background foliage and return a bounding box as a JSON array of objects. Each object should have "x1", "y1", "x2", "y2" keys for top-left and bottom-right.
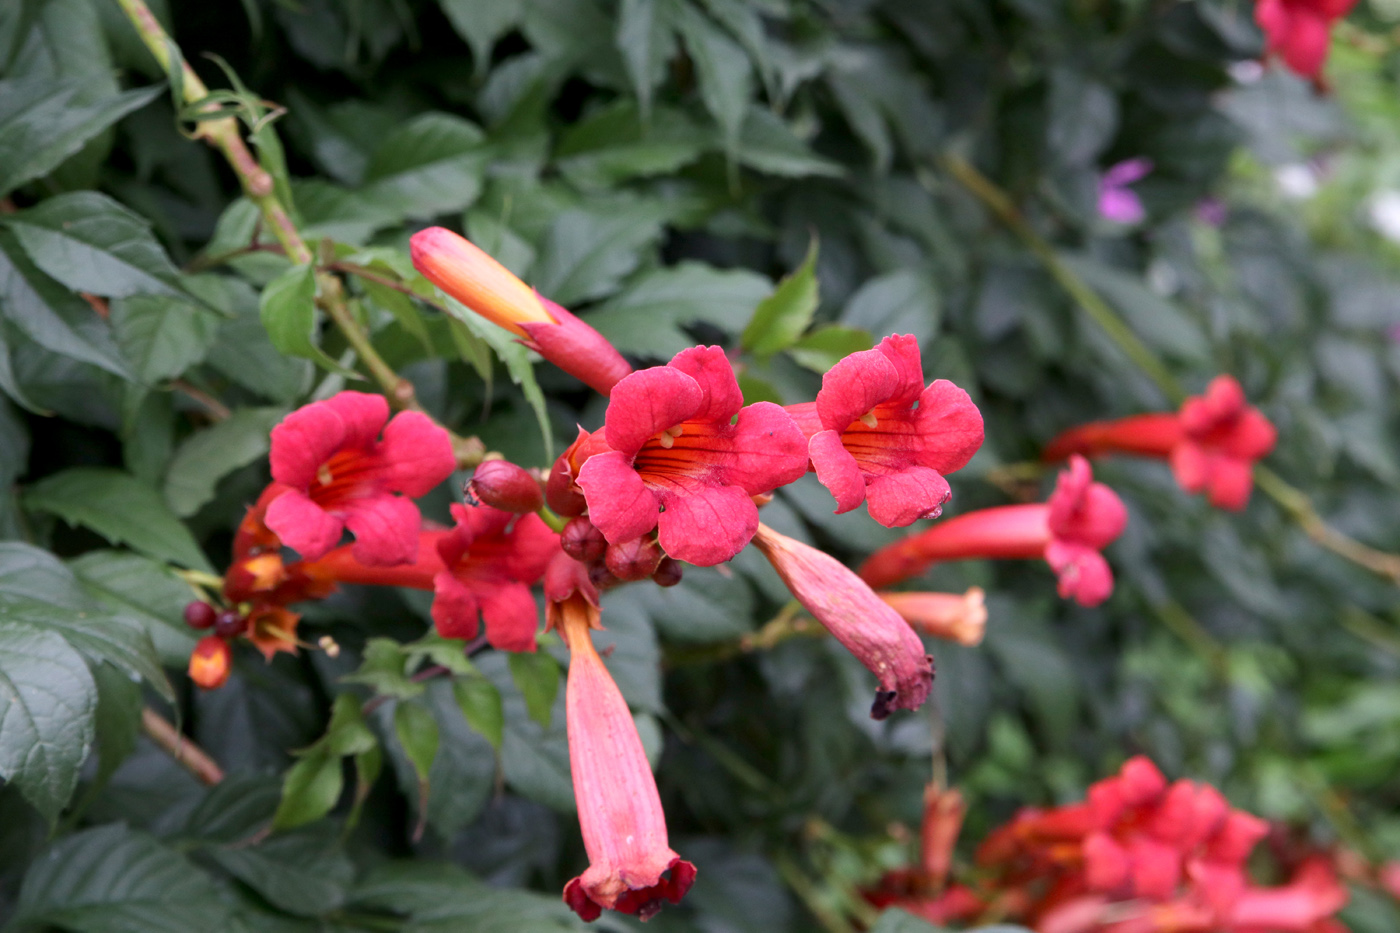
[{"x1": 1, "y1": 0, "x2": 1399, "y2": 930}]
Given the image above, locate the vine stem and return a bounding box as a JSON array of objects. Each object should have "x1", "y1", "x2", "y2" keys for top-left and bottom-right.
[
  {"x1": 1253, "y1": 466, "x2": 1400, "y2": 584},
  {"x1": 141, "y1": 707, "x2": 225, "y2": 785}
]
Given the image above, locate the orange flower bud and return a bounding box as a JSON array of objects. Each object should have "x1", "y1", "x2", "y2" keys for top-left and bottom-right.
[
  {"x1": 409, "y1": 227, "x2": 552, "y2": 337},
  {"x1": 188, "y1": 635, "x2": 232, "y2": 690}
]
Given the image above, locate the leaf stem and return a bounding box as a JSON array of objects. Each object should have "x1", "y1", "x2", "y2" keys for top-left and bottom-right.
[
  {"x1": 141, "y1": 706, "x2": 225, "y2": 785},
  {"x1": 1254, "y1": 466, "x2": 1400, "y2": 586}
]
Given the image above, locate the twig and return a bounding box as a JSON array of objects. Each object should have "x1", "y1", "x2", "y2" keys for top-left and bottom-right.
[
  {"x1": 141, "y1": 707, "x2": 225, "y2": 785},
  {"x1": 1255, "y1": 466, "x2": 1400, "y2": 586},
  {"x1": 171, "y1": 379, "x2": 232, "y2": 421}
]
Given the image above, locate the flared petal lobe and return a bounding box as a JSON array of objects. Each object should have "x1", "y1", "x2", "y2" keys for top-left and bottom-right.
[{"x1": 753, "y1": 523, "x2": 933, "y2": 718}]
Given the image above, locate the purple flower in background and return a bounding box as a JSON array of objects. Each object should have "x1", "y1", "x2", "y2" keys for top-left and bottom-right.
[
  {"x1": 1098, "y1": 158, "x2": 1153, "y2": 225},
  {"x1": 1195, "y1": 197, "x2": 1228, "y2": 227}
]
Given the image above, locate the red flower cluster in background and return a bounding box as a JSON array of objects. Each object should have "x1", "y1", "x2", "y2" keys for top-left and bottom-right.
[{"x1": 1255, "y1": 0, "x2": 1357, "y2": 80}]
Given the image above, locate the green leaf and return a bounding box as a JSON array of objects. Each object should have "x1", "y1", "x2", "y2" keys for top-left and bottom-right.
[
  {"x1": 341, "y1": 638, "x2": 422, "y2": 699},
  {"x1": 555, "y1": 102, "x2": 707, "y2": 190},
  {"x1": 202, "y1": 823, "x2": 354, "y2": 917},
  {"x1": 90, "y1": 661, "x2": 142, "y2": 786},
  {"x1": 4, "y1": 191, "x2": 186, "y2": 300},
  {"x1": 14, "y1": 825, "x2": 234, "y2": 932},
  {"x1": 0, "y1": 620, "x2": 97, "y2": 825},
  {"x1": 1058, "y1": 254, "x2": 1209, "y2": 362},
  {"x1": 163, "y1": 407, "x2": 284, "y2": 517},
  {"x1": 0, "y1": 78, "x2": 162, "y2": 198},
  {"x1": 324, "y1": 693, "x2": 378, "y2": 758},
  {"x1": 675, "y1": 2, "x2": 751, "y2": 163},
  {"x1": 258, "y1": 263, "x2": 356, "y2": 376},
  {"x1": 394, "y1": 700, "x2": 440, "y2": 786},
  {"x1": 272, "y1": 747, "x2": 344, "y2": 831},
  {"x1": 1047, "y1": 69, "x2": 1118, "y2": 167},
  {"x1": 453, "y1": 675, "x2": 505, "y2": 751},
  {"x1": 615, "y1": 0, "x2": 675, "y2": 120},
  {"x1": 438, "y1": 0, "x2": 522, "y2": 73},
  {"x1": 866, "y1": 908, "x2": 944, "y2": 932},
  {"x1": 69, "y1": 550, "x2": 198, "y2": 668},
  {"x1": 24, "y1": 467, "x2": 214, "y2": 573},
  {"x1": 109, "y1": 293, "x2": 222, "y2": 385},
  {"x1": 531, "y1": 206, "x2": 667, "y2": 307},
  {"x1": 352, "y1": 861, "x2": 588, "y2": 930},
  {"x1": 507, "y1": 651, "x2": 560, "y2": 730},
  {"x1": 788, "y1": 324, "x2": 873, "y2": 372},
  {"x1": 840, "y1": 270, "x2": 942, "y2": 346},
  {"x1": 442, "y1": 297, "x2": 552, "y2": 456},
  {"x1": 736, "y1": 108, "x2": 844, "y2": 178},
  {"x1": 199, "y1": 274, "x2": 313, "y2": 404},
  {"x1": 587, "y1": 260, "x2": 771, "y2": 357},
  {"x1": 741, "y1": 240, "x2": 820, "y2": 358},
  {"x1": 362, "y1": 113, "x2": 488, "y2": 220}
]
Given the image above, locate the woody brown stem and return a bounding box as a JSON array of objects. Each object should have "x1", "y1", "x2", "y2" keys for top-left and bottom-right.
[{"x1": 141, "y1": 707, "x2": 224, "y2": 785}]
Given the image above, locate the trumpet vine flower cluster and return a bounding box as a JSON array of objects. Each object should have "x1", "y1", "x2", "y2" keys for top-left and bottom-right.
[{"x1": 182, "y1": 230, "x2": 1284, "y2": 924}]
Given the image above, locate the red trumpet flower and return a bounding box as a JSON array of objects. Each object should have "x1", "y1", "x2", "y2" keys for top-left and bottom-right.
[
  {"x1": 1256, "y1": 0, "x2": 1356, "y2": 79},
  {"x1": 860, "y1": 456, "x2": 1127, "y2": 607},
  {"x1": 575, "y1": 346, "x2": 809, "y2": 567},
  {"x1": 411, "y1": 227, "x2": 633, "y2": 396},
  {"x1": 265, "y1": 391, "x2": 456, "y2": 565},
  {"x1": 1043, "y1": 375, "x2": 1276, "y2": 511},
  {"x1": 547, "y1": 554, "x2": 696, "y2": 922},
  {"x1": 879, "y1": 587, "x2": 987, "y2": 646},
  {"x1": 786, "y1": 334, "x2": 984, "y2": 527}
]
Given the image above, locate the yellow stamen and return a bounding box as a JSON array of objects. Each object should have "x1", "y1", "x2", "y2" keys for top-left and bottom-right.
[
  {"x1": 860, "y1": 411, "x2": 879, "y2": 428},
  {"x1": 317, "y1": 463, "x2": 334, "y2": 486},
  {"x1": 655, "y1": 425, "x2": 684, "y2": 448}
]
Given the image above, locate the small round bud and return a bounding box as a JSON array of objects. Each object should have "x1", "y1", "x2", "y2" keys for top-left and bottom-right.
[
  {"x1": 214, "y1": 609, "x2": 247, "y2": 639},
  {"x1": 468, "y1": 460, "x2": 544, "y2": 513},
  {"x1": 587, "y1": 561, "x2": 616, "y2": 591},
  {"x1": 651, "y1": 557, "x2": 683, "y2": 587},
  {"x1": 561, "y1": 518, "x2": 607, "y2": 563},
  {"x1": 184, "y1": 601, "x2": 217, "y2": 630},
  {"x1": 605, "y1": 536, "x2": 664, "y2": 582}
]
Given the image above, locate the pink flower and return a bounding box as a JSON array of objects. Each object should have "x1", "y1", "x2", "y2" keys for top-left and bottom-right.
[
  {"x1": 859, "y1": 456, "x2": 1127, "y2": 607},
  {"x1": 266, "y1": 392, "x2": 455, "y2": 565},
  {"x1": 751, "y1": 523, "x2": 934, "y2": 718},
  {"x1": 1098, "y1": 158, "x2": 1153, "y2": 225},
  {"x1": 548, "y1": 554, "x2": 696, "y2": 921},
  {"x1": 787, "y1": 334, "x2": 984, "y2": 527},
  {"x1": 1044, "y1": 375, "x2": 1276, "y2": 511},
  {"x1": 431, "y1": 504, "x2": 559, "y2": 652},
  {"x1": 1256, "y1": 0, "x2": 1357, "y2": 79},
  {"x1": 575, "y1": 346, "x2": 809, "y2": 566}
]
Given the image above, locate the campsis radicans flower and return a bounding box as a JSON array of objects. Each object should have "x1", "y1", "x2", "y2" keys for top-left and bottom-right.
[
  {"x1": 1256, "y1": 0, "x2": 1357, "y2": 80},
  {"x1": 265, "y1": 391, "x2": 456, "y2": 565},
  {"x1": 546, "y1": 554, "x2": 696, "y2": 922},
  {"x1": 188, "y1": 635, "x2": 232, "y2": 690},
  {"x1": 575, "y1": 346, "x2": 809, "y2": 567},
  {"x1": 879, "y1": 587, "x2": 987, "y2": 646},
  {"x1": 863, "y1": 785, "x2": 985, "y2": 927},
  {"x1": 859, "y1": 456, "x2": 1127, "y2": 607},
  {"x1": 432, "y1": 503, "x2": 559, "y2": 652},
  {"x1": 1043, "y1": 375, "x2": 1276, "y2": 511},
  {"x1": 786, "y1": 334, "x2": 984, "y2": 527},
  {"x1": 751, "y1": 523, "x2": 934, "y2": 719},
  {"x1": 411, "y1": 227, "x2": 633, "y2": 396}
]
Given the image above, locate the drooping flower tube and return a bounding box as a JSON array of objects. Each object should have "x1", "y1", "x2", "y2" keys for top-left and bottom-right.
[
  {"x1": 785, "y1": 334, "x2": 984, "y2": 528},
  {"x1": 546, "y1": 554, "x2": 696, "y2": 922},
  {"x1": 859, "y1": 456, "x2": 1127, "y2": 607},
  {"x1": 1256, "y1": 0, "x2": 1357, "y2": 79},
  {"x1": 751, "y1": 523, "x2": 934, "y2": 719},
  {"x1": 1043, "y1": 375, "x2": 1276, "y2": 511},
  {"x1": 879, "y1": 587, "x2": 987, "y2": 646},
  {"x1": 265, "y1": 391, "x2": 456, "y2": 565},
  {"x1": 575, "y1": 346, "x2": 809, "y2": 566},
  {"x1": 431, "y1": 503, "x2": 559, "y2": 652},
  {"x1": 411, "y1": 227, "x2": 633, "y2": 396}
]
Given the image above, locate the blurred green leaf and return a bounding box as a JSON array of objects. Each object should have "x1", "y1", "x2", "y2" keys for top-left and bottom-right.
[
  {"x1": 69, "y1": 550, "x2": 197, "y2": 668},
  {"x1": 362, "y1": 113, "x2": 487, "y2": 220},
  {"x1": 272, "y1": 747, "x2": 343, "y2": 832},
  {"x1": 163, "y1": 407, "x2": 284, "y2": 517},
  {"x1": 788, "y1": 324, "x2": 873, "y2": 372},
  {"x1": 742, "y1": 240, "x2": 819, "y2": 358},
  {"x1": 589, "y1": 260, "x2": 770, "y2": 357},
  {"x1": 508, "y1": 651, "x2": 560, "y2": 730},
  {"x1": 258, "y1": 263, "x2": 356, "y2": 376},
  {"x1": 453, "y1": 675, "x2": 505, "y2": 751}
]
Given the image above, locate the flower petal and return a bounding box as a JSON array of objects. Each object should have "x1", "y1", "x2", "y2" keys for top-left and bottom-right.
[
  {"x1": 379, "y1": 410, "x2": 457, "y2": 497},
  {"x1": 603, "y1": 366, "x2": 703, "y2": 457},
  {"x1": 1170, "y1": 442, "x2": 1210, "y2": 494},
  {"x1": 344, "y1": 494, "x2": 423, "y2": 566},
  {"x1": 1045, "y1": 540, "x2": 1115, "y2": 607},
  {"x1": 269, "y1": 392, "x2": 390, "y2": 487},
  {"x1": 432, "y1": 570, "x2": 481, "y2": 639},
  {"x1": 265, "y1": 488, "x2": 345, "y2": 561},
  {"x1": 480, "y1": 582, "x2": 541, "y2": 652},
  {"x1": 321, "y1": 391, "x2": 391, "y2": 449},
  {"x1": 912, "y1": 380, "x2": 985, "y2": 473},
  {"x1": 1224, "y1": 407, "x2": 1278, "y2": 460},
  {"x1": 667, "y1": 345, "x2": 743, "y2": 424},
  {"x1": 875, "y1": 334, "x2": 926, "y2": 407},
  {"x1": 577, "y1": 450, "x2": 662, "y2": 545},
  {"x1": 815, "y1": 347, "x2": 899, "y2": 433},
  {"x1": 1206, "y1": 459, "x2": 1255, "y2": 512},
  {"x1": 719, "y1": 401, "x2": 811, "y2": 494},
  {"x1": 656, "y1": 484, "x2": 758, "y2": 566},
  {"x1": 865, "y1": 465, "x2": 952, "y2": 528},
  {"x1": 810, "y1": 429, "x2": 866, "y2": 514}
]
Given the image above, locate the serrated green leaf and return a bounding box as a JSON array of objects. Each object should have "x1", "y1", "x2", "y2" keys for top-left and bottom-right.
[
  {"x1": 325, "y1": 693, "x2": 377, "y2": 758},
  {"x1": 0, "y1": 78, "x2": 162, "y2": 197},
  {"x1": 741, "y1": 240, "x2": 819, "y2": 357},
  {"x1": 361, "y1": 113, "x2": 487, "y2": 220},
  {"x1": 163, "y1": 407, "x2": 284, "y2": 517},
  {"x1": 507, "y1": 651, "x2": 560, "y2": 729},
  {"x1": 615, "y1": 0, "x2": 675, "y2": 120},
  {"x1": 109, "y1": 293, "x2": 222, "y2": 386},
  {"x1": 788, "y1": 324, "x2": 873, "y2": 372},
  {"x1": 4, "y1": 191, "x2": 186, "y2": 300},
  {"x1": 68, "y1": 550, "x2": 198, "y2": 668},
  {"x1": 531, "y1": 207, "x2": 666, "y2": 307},
  {"x1": 675, "y1": 2, "x2": 751, "y2": 163},
  {"x1": 442, "y1": 296, "x2": 552, "y2": 456},
  {"x1": 341, "y1": 638, "x2": 421, "y2": 699},
  {"x1": 0, "y1": 620, "x2": 97, "y2": 825},
  {"x1": 202, "y1": 823, "x2": 354, "y2": 917},
  {"x1": 736, "y1": 108, "x2": 843, "y2": 178},
  {"x1": 352, "y1": 861, "x2": 587, "y2": 930},
  {"x1": 200, "y1": 274, "x2": 313, "y2": 404},
  {"x1": 24, "y1": 467, "x2": 214, "y2": 573},
  {"x1": 258, "y1": 263, "x2": 358, "y2": 376},
  {"x1": 13, "y1": 824, "x2": 235, "y2": 932},
  {"x1": 90, "y1": 661, "x2": 141, "y2": 786},
  {"x1": 453, "y1": 675, "x2": 504, "y2": 751},
  {"x1": 588, "y1": 260, "x2": 770, "y2": 358},
  {"x1": 438, "y1": 0, "x2": 522, "y2": 74},
  {"x1": 272, "y1": 746, "x2": 343, "y2": 831},
  {"x1": 555, "y1": 102, "x2": 707, "y2": 190}
]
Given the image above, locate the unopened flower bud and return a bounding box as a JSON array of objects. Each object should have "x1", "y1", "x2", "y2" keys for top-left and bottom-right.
[
  {"x1": 879, "y1": 588, "x2": 987, "y2": 646},
  {"x1": 605, "y1": 536, "x2": 664, "y2": 582},
  {"x1": 184, "y1": 601, "x2": 217, "y2": 630},
  {"x1": 651, "y1": 557, "x2": 683, "y2": 587},
  {"x1": 587, "y1": 561, "x2": 617, "y2": 592},
  {"x1": 562, "y1": 517, "x2": 607, "y2": 563},
  {"x1": 188, "y1": 635, "x2": 232, "y2": 690},
  {"x1": 214, "y1": 609, "x2": 247, "y2": 639},
  {"x1": 468, "y1": 460, "x2": 544, "y2": 513}
]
